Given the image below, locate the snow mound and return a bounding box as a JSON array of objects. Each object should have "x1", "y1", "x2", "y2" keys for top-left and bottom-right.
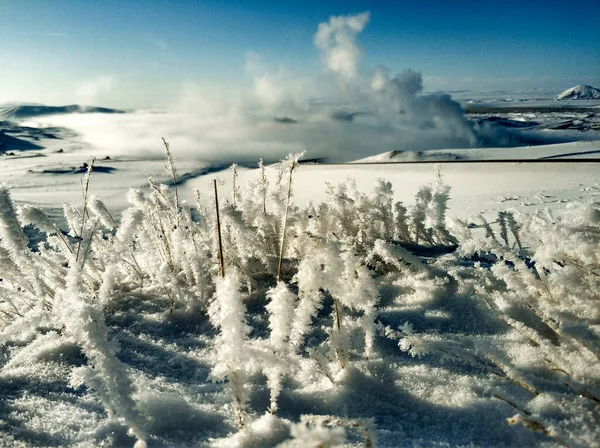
[{"x1": 555, "y1": 85, "x2": 600, "y2": 100}]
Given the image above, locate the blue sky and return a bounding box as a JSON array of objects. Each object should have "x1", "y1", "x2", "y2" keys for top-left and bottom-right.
[{"x1": 1, "y1": 0, "x2": 599, "y2": 107}]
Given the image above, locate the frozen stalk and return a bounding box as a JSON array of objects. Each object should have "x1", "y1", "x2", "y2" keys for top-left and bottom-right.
[
  {"x1": 265, "y1": 281, "x2": 296, "y2": 413},
  {"x1": 57, "y1": 264, "x2": 147, "y2": 446},
  {"x1": 76, "y1": 158, "x2": 95, "y2": 262},
  {"x1": 208, "y1": 268, "x2": 250, "y2": 428}
]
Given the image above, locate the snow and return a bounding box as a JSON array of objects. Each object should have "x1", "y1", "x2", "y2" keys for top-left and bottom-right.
[
  {"x1": 0, "y1": 99, "x2": 599, "y2": 447},
  {"x1": 555, "y1": 85, "x2": 600, "y2": 100},
  {"x1": 198, "y1": 158, "x2": 600, "y2": 225}
]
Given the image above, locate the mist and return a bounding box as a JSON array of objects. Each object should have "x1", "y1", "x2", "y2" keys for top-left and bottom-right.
[{"x1": 31, "y1": 12, "x2": 530, "y2": 164}]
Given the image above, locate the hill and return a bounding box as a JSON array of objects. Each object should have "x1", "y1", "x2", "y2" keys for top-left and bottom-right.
[
  {"x1": 0, "y1": 104, "x2": 125, "y2": 120},
  {"x1": 555, "y1": 84, "x2": 600, "y2": 100}
]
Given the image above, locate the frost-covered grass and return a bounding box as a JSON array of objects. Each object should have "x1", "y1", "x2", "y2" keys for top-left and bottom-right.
[{"x1": 0, "y1": 152, "x2": 599, "y2": 447}]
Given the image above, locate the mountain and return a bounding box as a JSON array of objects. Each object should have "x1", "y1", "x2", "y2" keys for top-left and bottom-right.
[
  {"x1": 0, "y1": 104, "x2": 125, "y2": 120},
  {"x1": 555, "y1": 85, "x2": 600, "y2": 100}
]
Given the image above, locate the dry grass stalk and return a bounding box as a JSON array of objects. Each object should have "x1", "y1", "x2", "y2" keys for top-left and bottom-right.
[
  {"x1": 277, "y1": 159, "x2": 296, "y2": 282},
  {"x1": 75, "y1": 158, "x2": 95, "y2": 262},
  {"x1": 214, "y1": 179, "x2": 225, "y2": 278},
  {"x1": 162, "y1": 137, "x2": 180, "y2": 225}
]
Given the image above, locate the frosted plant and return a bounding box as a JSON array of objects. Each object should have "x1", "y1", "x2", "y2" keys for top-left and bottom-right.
[
  {"x1": 18, "y1": 204, "x2": 73, "y2": 260},
  {"x1": 257, "y1": 158, "x2": 268, "y2": 214},
  {"x1": 385, "y1": 322, "x2": 431, "y2": 358},
  {"x1": 369, "y1": 239, "x2": 430, "y2": 274},
  {"x1": 62, "y1": 202, "x2": 83, "y2": 239},
  {"x1": 394, "y1": 201, "x2": 411, "y2": 242},
  {"x1": 325, "y1": 179, "x2": 360, "y2": 242},
  {"x1": 497, "y1": 211, "x2": 510, "y2": 247},
  {"x1": 289, "y1": 244, "x2": 337, "y2": 349},
  {"x1": 220, "y1": 202, "x2": 262, "y2": 272},
  {"x1": 211, "y1": 412, "x2": 292, "y2": 448},
  {"x1": 289, "y1": 239, "x2": 380, "y2": 375},
  {"x1": 364, "y1": 179, "x2": 394, "y2": 242},
  {"x1": 162, "y1": 137, "x2": 180, "y2": 220},
  {"x1": 264, "y1": 282, "x2": 297, "y2": 413},
  {"x1": 230, "y1": 163, "x2": 241, "y2": 208},
  {"x1": 478, "y1": 214, "x2": 498, "y2": 243},
  {"x1": 88, "y1": 195, "x2": 117, "y2": 230},
  {"x1": 57, "y1": 264, "x2": 147, "y2": 447},
  {"x1": 208, "y1": 268, "x2": 251, "y2": 428},
  {"x1": 266, "y1": 282, "x2": 296, "y2": 353},
  {"x1": 0, "y1": 185, "x2": 49, "y2": 303},
  {"x1": 236, "y1": 173, "x2": 280, "y2": 271},
  {"x1": 505, "y1": 211, "x2": 522, "y2": 251},
  {"x1": 278, "y1": 415, "x2": 375, "y2": 448},
  {"x1": 319, "y1": 178, "x2": 399, "y2": 250},
  {"x1": 412, "y1": 185, "x2": 433, "y2": 245},
  {"x1": 276, "y1": 152, "x2": 303, "y2": 282},
  {"x1": 290, "y1": 242, "x2": 352, "y2": 372},
  {"x1": 429, "y1": 166, "x2": 456, "y2": 245},
  {"x1": 113, "y1": 181, "x2": 213, "y2": 310},
  {"x1": 334, "y1": 249, "x2": 379, "y2": 358},
  {"x1": 276, "y1": 420, "x2": 346, "y2": 448},
  {"x1": 447, "y1": 203, "x2": 600, "y2": 444}
]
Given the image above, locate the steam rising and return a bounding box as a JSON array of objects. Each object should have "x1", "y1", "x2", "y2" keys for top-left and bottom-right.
[
  {"x1": 314, "y1": 12, "x2": 370, "y2": 80},
  {"x1": 34, "y1": 12, "x2": 521, "y2": 163}
]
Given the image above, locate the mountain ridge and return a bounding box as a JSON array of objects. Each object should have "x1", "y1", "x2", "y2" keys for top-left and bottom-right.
[
  {"x1": 555, "y1": 85, "x2": 600, "y2": 100},
  {"x1": 0, "y1": 104, "x2": 126, "y2": 120}
]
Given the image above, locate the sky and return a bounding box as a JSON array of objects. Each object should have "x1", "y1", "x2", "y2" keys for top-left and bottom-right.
[{"x1": 1, "y1": 0, "x2": 599, "y2": 108}]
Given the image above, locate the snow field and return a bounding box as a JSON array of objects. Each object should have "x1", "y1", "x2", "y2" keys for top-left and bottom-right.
[{"x1": 0, "y1": 152, "x2": 599, "y2": 447}]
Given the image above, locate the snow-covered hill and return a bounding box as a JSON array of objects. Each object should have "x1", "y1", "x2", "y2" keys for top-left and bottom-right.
[
  {"x1": 555, "y1": 84, "x2": 600, "y2": 100},
  {"x1": 0, "y1": 104, "x2": 125, "y2": 120}
]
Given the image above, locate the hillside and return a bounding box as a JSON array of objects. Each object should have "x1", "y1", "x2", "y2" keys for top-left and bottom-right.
[
  {"x1": 555, "y1": 84, "x2": 600, "y2": 100},
  {"x1": 0, "y1": 104, "x2": 125, "y2": 120}
]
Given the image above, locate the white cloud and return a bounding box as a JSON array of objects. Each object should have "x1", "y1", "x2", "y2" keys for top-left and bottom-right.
[
  {"x1": 244, "y1": 52, "x2": 311, "y2": 112},
  {"x1": 75, "y1": 75, "x2": 117, "y2": 105},
  {"x1": 313, "y1": 12, "x2": 370, "y2": 80},
  {"x1": 34, "y1": 12, "x2": 564, "y2": 164}
]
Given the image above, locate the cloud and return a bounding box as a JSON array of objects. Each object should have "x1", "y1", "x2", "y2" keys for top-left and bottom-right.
[
  {"x1": 75, "y1": 76, "x2": 117, "y2": 105},
  {"x1": 314, "y1": 12, "x2": 370, "y2": 80},
  {"x1": 31, "y1": 12, "x2": 556, "y2": 164},
  {"x1": 243, "y1": 52, "x2": 313, "y2": 114}
]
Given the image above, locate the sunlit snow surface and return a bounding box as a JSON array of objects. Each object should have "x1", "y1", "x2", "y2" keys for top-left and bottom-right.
[{"x1": 0, "y1": 102, "x2": 599, "y2": 447}]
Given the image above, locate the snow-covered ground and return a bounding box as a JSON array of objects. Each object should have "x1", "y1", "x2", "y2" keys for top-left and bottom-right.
[
  {"x1": 0, "y1": 103, "x2": 599, "y2": 447},
  {"x1": 555, "y1": 85, "x2": 600, "y2": 100}
]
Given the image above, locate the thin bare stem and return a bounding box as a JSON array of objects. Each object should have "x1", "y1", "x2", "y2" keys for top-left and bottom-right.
[
  {"x1": 162, "y1": 137, "x2": 180, "y2": 225},
  {"x1": 214, "y1": 180, "x2": 225, "y2": 278},
  {"x1": 332, "y1": 295, "x2": 347, "y2": 369},
  {"x1": 80, "y1": 219, "x2": 99, "y2": 270},
  {"x1": 259, "y1": 158, "x2": 267, "y2": 214},
  {"x1": 493, "y1": 394, "x2": 568, "y2": 446},
  {"x1": 277, "y1": 160, "x2": 296, "y2": 282},
  {"x1": 76, "y1": 158, "x2": 95, "y2": 262}
]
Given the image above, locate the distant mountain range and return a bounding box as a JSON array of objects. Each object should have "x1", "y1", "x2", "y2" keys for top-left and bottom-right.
[
  {"x1": 0, "y1": 104, "x2": 125, "y2": 120},
  {"x1": 555, "y1": 85, "x2": 600, "y2": 100}
]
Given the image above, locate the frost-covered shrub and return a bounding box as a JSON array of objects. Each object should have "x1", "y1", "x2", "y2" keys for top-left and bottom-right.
[
  {"x1": 265, "y1": 282, "x2": 297, "y2": 413},
  {"x1": 388, "y1": 202, "x2": 600, "y2": 445},
  {"x1": 208, "y1": 268, "x2": 251, "y2": 428},
  {"x1": 9, "y1": 149, "x2": 599, "y2": 446},
  {"x1": 58, "y1": 265, "x2": 147, "y2": 447}
]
